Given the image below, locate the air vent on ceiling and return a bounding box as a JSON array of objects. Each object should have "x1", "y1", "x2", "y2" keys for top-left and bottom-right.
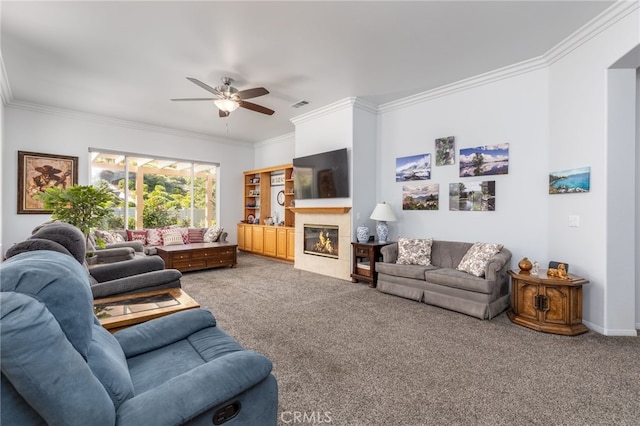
[{"x1": 290, "y1": 100, "x2": 309, "y2": 108}]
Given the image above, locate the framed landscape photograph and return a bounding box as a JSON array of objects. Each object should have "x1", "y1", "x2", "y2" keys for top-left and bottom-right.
[
  {"x1": 449, "y1": 180, "x2": 496, "y2": 211},
  {"x1": 459, "y1": 143, "x2": 509, "y2": 177},
  {"x1": 18, "y1": 151, "x2": 78, "y2": 214},
  {"x1": 395, "y1": 153, "x2": 431, "y2": 182},
  {"x1": 402, "y1": 183, "x2": 439, "y2": 210},
  {"x1": 549, "y1": 166, "x2": 590, "y2": 194}
]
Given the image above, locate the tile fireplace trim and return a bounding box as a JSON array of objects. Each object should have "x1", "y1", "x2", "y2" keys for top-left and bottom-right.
[{"x1": 290, "y1": 207, "x2": 351, "y2": 214}]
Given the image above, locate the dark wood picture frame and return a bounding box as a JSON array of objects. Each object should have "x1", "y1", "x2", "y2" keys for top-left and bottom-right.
[{"x1": 17, "y1": 150, "x2": 78, "y2": 214}]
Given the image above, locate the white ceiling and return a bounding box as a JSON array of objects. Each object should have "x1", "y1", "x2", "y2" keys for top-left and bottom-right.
[{"x1": 1, "y1": 1, "x2": 614, "y2": 144}]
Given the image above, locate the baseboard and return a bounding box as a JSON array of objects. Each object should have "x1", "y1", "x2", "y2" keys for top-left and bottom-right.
[{"x1": 583, "y1": 319, "x2": 638, "y2": 336}]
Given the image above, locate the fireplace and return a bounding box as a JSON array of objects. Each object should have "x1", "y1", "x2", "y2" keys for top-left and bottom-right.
[{"x1": 303, "y1": 224, "x2": 339, "y2": 259}]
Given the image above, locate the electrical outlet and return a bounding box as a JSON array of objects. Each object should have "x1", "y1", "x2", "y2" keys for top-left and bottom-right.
[
  {"x1": 568, "y1": 215, "x2": 580, "y2": 227},
  {"x1": 356, "y1": 212, "x2": 361, "y2": 220}
]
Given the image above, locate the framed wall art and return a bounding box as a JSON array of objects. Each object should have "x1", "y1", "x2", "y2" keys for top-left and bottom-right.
[
  {"x1": 435, "y1": 136, "x2": 455, "y2": 166},
  {"x1": 459, "y1": 143, "x2": 509, "y2": 177},
  {"x1": 395, "y1": 153, "x2": 431, "y2": 182},
  {"x1": 549, "y1": 167, "x2": 590, "y2": 194},
  {"x1": 17, "y1": 150, "x2": 78, "y2": 214}
]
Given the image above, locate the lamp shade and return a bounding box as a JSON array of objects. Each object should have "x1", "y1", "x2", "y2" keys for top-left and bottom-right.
[
  {"x1": 369, "y1": 202, "x2": 396, "y2": 222},
  {"x1": 214, "y1": 99, "x2": 240, "y2": 112}
]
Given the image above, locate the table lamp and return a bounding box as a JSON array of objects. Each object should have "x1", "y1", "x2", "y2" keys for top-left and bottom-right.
[{"x1": 369, "y1": 202, "x2": 396, "y2": 243}]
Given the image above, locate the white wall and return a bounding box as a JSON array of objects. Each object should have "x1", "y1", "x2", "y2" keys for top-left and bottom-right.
[
  {"x1": 377, "y1": 68, "x2": 550, "y2": 271},
  {"x1": 254, "y1": 132, "x2": 295, "y2": 169},
  {"x1": 2, "y1": 105, "x2": 254, "y2": 251},
  {"x1": 637, "y1": 68, "x2": 640, "y2": 329},
  {"x1": 547, "y1": 8, "x2": 639, "y2": 335}
]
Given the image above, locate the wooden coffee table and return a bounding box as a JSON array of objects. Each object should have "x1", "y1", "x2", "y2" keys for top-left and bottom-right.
[
  {"x1": 156, "y1": 242, "x2": 238, "y2": 272},
  {"x1": 94, "y1": 288, "x2": 200, "y2": 333}
]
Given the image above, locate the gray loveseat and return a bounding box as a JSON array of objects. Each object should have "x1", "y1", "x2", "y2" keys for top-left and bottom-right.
[{"x1": 376, "y1": 240, "x2": 512, "y2": 319}]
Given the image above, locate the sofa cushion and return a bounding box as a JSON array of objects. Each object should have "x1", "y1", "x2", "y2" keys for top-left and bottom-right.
[
  {"x1": 161, "y1": 229, "x2": 184, "y2": 246},
  {"x1": 456, "y1": 242, "x2": 503, "y2": 277},
  {"x1": 126, "y1": 230, "x2": 147, "y2": 245},
  {"x1": 203, "y1": 226, "x2": 224, "y2": 243},
  {"x1": 396, "y1": 237, "x2": 433, "y2": 266},
  {"x1": 424, "y1": 268, "x2": 495, "y2": 294},
  {"x1": 188, "y1": 228, "x2": 205, "y2": 243},
  {"x1": 377, "y1": 261, "x2": 437, "y2": 280},
  {"x1": 87, "y1": 321, "x2": 134, "y2": 409}
]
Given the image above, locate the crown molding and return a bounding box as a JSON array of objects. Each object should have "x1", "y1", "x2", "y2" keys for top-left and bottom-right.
[
  {"x1": 379, "y1": 1, "x2": 637, "y2": 114},
  {"x1": 6, "y1": 100, "x2": 254, "y2": 148},
  {"x1": 290, "y1": 97, "x2": 359, "y2": 125},
  {"x1": 0, "y1": 52, "x2": 13, "y2": 107},
  {"x1": 378, "y1": 56, "x2": 547, "y2": 114},
  {"x1": 255, "y1": 132, "x2": 295, "y2": 148},
  {"x1": 545, "y1": 0, "x2": 639, "y2": 65}
]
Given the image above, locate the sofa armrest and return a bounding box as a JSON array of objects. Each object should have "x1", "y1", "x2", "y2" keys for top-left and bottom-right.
[
  {"x1": 105, "y1": 241, "x2": 145, "y2": 253},
  {"x1": 90, "y1": 268, "x2": 182, "y2": 299},
  {"x1": 218, "y1": 232, "x2": 228, "y2": 243},
  {"x1": 485, "y1": 248, "x2": 512, "y2": 282},
  {"x1": 116, "y1": 351, "x2": 273, "y2": 426},
  {"x1": 90, "y1": 247, "x2": 135, "y2": 264},
  {"x1": 380, "y1": 243, "x2": 398, "y2": 263},
  {"x1": 89, "y1": 256, "x2": 166, "y2": 282},
  {"x1": 115, "y1": 309, "x2": 216, "y2": 356}
]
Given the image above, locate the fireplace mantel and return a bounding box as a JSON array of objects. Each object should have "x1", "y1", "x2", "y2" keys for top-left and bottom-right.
[{"x1": 291, "y1": 207, "x2": 352, "y2": 214}]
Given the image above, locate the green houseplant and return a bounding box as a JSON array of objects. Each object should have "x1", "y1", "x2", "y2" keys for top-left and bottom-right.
[{"x1": 35, "y1": 182, "x2": 117, "y2": 249}]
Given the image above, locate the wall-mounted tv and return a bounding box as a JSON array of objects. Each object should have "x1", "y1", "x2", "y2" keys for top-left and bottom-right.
[{"x1": 293, "y1": 148, "x2": 349, "y2": 200}]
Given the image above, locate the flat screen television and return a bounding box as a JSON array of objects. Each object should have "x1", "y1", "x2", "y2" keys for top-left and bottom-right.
[{"x1": 293, "y1": 148, "x2": 349, "y2": 199}]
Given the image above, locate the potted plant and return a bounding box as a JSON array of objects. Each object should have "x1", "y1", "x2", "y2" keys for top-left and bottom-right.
[{"x1": 35, "y1": 182, "x2": 117, "y2": 251}]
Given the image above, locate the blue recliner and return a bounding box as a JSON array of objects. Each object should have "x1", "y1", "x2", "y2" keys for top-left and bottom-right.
[{"x1": 1, "y1": 250, "x2": 278, "y2": 425}]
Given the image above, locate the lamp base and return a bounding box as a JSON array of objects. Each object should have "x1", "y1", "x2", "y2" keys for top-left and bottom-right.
[{"x1": 376, "y1": 221, "x2": 389, "y2": 243}]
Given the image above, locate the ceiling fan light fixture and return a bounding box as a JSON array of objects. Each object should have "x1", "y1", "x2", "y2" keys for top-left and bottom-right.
[{"x1": 214, "y1": 98, "x2": 240, "y2": 112}]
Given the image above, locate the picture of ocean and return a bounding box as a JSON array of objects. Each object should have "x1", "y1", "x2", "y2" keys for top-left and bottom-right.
[{"x1": 549, "y1": 167, "x2": 590, "y2": 194}]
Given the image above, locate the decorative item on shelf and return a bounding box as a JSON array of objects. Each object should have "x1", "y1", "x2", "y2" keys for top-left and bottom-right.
[
  {"x1": 532, "y1": 261, "x2": 539, "y2": 275},
  {"x1": 518, "y1": 257, "x2": 533, "y2": 273},
  {"x1": 247, "y1": 214, "x2": 255, "y2": 224},
  {"x1": 264, "y1": 217, "x2": 273, "y2": 226},
  {"x1": 356, "y1": 225, "x2": 369, "y2": 243},
  {"x1": 547, "y1": 263, "x2": 571, "y2": 280},
  {"x1": 369, "y1": 202, "x2": 396, "y2": 243}
]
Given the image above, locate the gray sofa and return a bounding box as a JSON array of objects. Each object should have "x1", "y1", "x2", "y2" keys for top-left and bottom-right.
[{"x1": 376, "y1": 240, "x2": 512, "y2": 319}]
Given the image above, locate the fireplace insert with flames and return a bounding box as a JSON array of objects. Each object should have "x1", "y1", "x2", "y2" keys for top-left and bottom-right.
[{"x1": 303, "y1": 225, "x2": 339, "y2": 259}]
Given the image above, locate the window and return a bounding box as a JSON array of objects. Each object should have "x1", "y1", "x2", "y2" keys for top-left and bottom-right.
[{"x1": 90, "y1": 150, "x2": 218, "y2": 229}]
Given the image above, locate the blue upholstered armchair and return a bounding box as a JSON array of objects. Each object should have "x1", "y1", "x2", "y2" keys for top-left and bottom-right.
[{"x1": 1, "y1": 251, "x2": 278, "y2": 425}]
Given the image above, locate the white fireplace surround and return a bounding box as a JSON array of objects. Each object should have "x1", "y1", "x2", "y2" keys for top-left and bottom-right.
[{"x1": 293, "y1": 208, "x2": 352, "y2": 281}]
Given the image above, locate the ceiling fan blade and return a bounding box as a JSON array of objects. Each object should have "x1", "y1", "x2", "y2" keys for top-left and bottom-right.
[
  {"x1": 219, "y1": 109, "x2": 230, "y2": 118},
  {"x1": 236, "y1": 87, "x2": 269, "y2": 100},
  {"x1": 171, "y1": 98, "x2": 215, "y2": 101},
  {"x1": 186, "y1": 77, "x2": 222, "y2": 96},
  {"x1": 239, "y1": 100, "x2": 275, "y2": 116}
]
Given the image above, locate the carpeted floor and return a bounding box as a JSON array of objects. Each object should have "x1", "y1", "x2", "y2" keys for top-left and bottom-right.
[{"x1": 181, "y1": 252, "x2": 640, "y2": 426}]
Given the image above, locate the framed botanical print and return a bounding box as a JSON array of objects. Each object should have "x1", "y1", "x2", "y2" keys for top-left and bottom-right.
[{"x1": 18, "y1": 150, "x2": 78, "y2": 214}]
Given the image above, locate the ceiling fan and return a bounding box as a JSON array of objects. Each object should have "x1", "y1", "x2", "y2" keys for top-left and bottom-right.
[{"x1": 171, "y1": 77, "x2": 275, "y2": 118}]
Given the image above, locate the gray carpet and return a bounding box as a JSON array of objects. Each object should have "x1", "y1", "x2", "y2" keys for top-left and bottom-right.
[{"x1": 181, "y1": 252, "x2": 640, "y2": 426}]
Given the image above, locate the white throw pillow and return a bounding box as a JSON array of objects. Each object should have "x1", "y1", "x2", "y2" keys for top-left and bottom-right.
[
  {"x1": 161, "y1": 229, "x2": 183, "y2": 246},
  {"x1": 395, "y1": 237, "x2": 433, "y2": 266},
  {"x1": 457, "y1": 242, "x2": 503, "y2": 277}
]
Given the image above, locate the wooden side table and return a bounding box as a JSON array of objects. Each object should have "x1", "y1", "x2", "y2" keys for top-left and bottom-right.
[
  {"x1": 507, "y1": 269, "x2": 590, "y2": 336},
  {"x1": 351, "y1": 241, "x2": 392, "y2": 288}
]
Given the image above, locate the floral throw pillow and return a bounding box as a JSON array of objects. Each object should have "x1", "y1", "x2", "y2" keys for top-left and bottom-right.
[
  {"x1": 203, "y1": 226, "x2": 224, "y2": 243},
  {"x1": 396, "y1": 237, "x2": 433, "y2": 266},
  {"x1": 457, "y1": 242, "x2": 503, "y2": 277},
  {"x1": 161, "y1": 229, "x2": 184, "y2": 246}
]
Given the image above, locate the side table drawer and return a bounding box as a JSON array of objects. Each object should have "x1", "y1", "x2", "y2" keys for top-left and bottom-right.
[{"x1": 355, "y1": 247, "x2": 371, "y2": 257}]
